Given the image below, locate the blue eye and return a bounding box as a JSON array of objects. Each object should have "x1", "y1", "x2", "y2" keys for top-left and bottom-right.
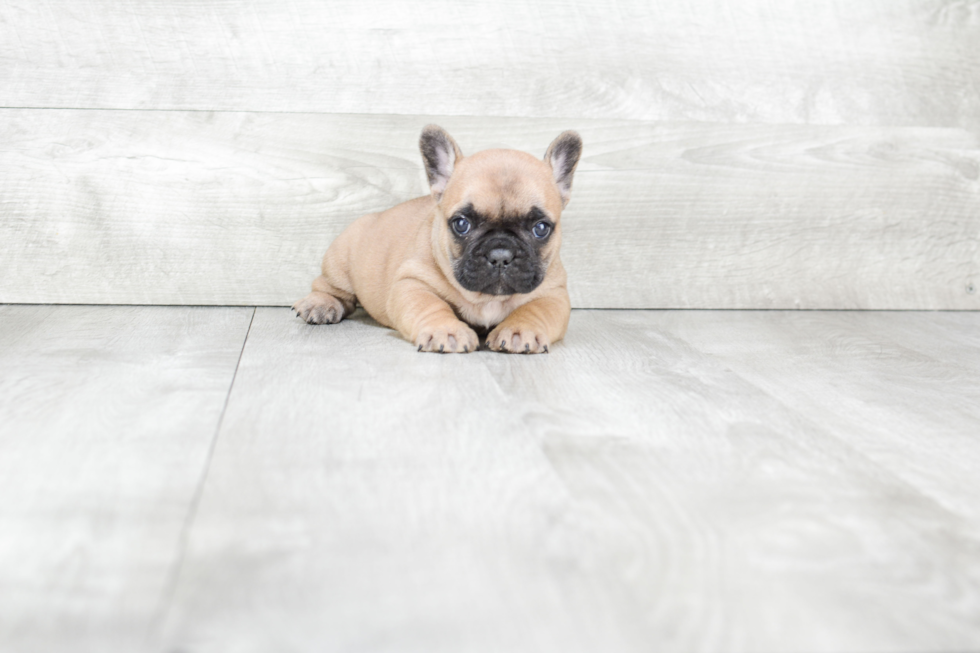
[
  {"x1": 532, "y1": 221, "x2": 552, "y2": 239},
  {"x1": 451, "y1": 216, "x2": 471, "y2": 235}
]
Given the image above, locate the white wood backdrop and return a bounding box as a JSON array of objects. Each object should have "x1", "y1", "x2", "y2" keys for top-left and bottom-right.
[
  {"x1": 3, "y1": 0, "x2": 978, "y2": 127},
  {"x1": 0, "y1": 0, "x2": 978, "y2": 308}
]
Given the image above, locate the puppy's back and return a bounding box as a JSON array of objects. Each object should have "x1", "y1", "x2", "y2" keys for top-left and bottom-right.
[{"x1": 324, "y1": 195, "x2": 437, "y2": 325}]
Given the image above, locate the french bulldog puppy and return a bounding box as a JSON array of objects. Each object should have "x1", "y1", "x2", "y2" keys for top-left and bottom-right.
[{"x1": 292, "y1": 125, "x2": 581, "y2": 354}]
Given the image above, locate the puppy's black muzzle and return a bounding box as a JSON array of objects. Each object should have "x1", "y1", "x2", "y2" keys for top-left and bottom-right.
[{"x1": 455, "y1": 232, "x2": 544, "y2": 295}]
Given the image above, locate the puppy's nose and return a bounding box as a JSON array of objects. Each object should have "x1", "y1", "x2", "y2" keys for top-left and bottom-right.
[{"x1": 487, "y1": 248, "x2": 515, "y2": 268}]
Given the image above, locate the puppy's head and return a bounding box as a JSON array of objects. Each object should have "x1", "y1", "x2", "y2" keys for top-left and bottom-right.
[{"x1": 420, "y1": 125, "x2": 582, "y2": 296}]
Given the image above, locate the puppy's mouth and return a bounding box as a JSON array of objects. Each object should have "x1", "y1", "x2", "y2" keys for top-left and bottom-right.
[
  {"x1": 472, "y1": 269, "x2": 541, "y2": 296},
  {"x1": 453, "y1": 241, "x2": 544, "y2": 296}
]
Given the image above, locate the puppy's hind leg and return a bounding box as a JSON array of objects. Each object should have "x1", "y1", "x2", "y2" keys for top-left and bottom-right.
[{"x1": 292, "y1": 275, "x2": 356, "y2": 325}]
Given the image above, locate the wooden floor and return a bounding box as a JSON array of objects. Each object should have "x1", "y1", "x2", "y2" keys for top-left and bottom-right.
[{"x1": 2, "y1": 304, "x2": 979, "y2": 653}]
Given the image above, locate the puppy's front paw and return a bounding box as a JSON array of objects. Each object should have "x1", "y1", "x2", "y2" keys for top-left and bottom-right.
[
  {"x1": 415, "y1": 321, "x2": 479, "y2": 353},
  {"x1": 292, "y1": 292, "x2": 346, "y2": 325},
  {"x1": 487, "y1": 323, "x2": 550, "y2": 354}
]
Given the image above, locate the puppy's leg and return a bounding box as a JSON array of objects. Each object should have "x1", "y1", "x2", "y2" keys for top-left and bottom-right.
[
  {"x1": 487, "y1": 289, "x2": 570, "y2": 354},
  {"x1": 293, "y1": 245, "x2": 357, "y2": 324},
  {"x1": 388, "y1": 280, "x2": 479, "y2": 353},
  {"x1": 293, "y1": 275, "x2": 356, "y2": 324}
]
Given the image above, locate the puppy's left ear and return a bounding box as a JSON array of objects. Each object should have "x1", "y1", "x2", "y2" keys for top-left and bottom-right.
[
  {"x1": 420, "y1": 125, "x2": 464, "y2": 201},
  {"x1": 544, "y1": 131, "x2": 583, "y2": 208}
]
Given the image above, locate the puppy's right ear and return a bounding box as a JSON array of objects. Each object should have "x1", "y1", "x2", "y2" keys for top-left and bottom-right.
[
  {"x1": 420, "y1": 125, "x2": 463, "y2": 200},
  {"x1": 544, "y1": 131, "x2": 583, "y2": 208}
]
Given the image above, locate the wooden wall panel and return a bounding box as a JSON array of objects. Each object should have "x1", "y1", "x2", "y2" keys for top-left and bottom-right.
[
  {"x1": 1, "y1": 109, "x2": 976, "y2": 309},
  {"x1": 0, "y1": 0, "x2": 977, "y2": 128}
]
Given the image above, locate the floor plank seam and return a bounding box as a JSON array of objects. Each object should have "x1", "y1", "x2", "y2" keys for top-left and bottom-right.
[{"x1": 145, "y1": 306, "x2": 257, "y2": 646}]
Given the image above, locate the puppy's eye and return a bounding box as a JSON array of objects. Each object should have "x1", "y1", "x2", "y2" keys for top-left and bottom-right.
[
  {"x1": 451, "y1": 216, "x2": 471, "y2": 236},
  {"x1": 532, "y1": 221, "x2": 552, "y2": 239}
]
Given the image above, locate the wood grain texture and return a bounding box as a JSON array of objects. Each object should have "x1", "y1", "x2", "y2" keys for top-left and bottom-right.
[
  {"x1": 1, "y1": 0, "x2": 979, "y2": 129},
  {"x1": 1, "y1": 110, "x2": 977, "y2": 309},
  {"x1": 651, "y1": 310, "x2": 980, "y2": 526},
  {"x1": 0, "y1": 305, "x2": 253, "y2": 653},
  {"x1": 157, "y1": 308, "x2": 980, "y2": 653}
]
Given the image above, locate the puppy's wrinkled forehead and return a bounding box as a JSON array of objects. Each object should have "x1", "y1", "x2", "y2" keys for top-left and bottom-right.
[{"x1": 440, "y1": 149, "x2": 563, "y2": 219}]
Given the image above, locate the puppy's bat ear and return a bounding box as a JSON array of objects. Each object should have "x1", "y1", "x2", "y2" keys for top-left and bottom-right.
[
  {"x1": 544, "y1": 131, "x2": 583, "y2": 208},
  {"x1": 420, "y1": 125, "x2": 464, "y2": 201}
]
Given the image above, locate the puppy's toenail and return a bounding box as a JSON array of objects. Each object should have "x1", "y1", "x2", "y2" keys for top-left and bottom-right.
[
  {"x1": 524, "y1": 344, "x2": 530, "y2": 353},
  {"x1": 439, "y1": 344, "x2": 444, "y2": 352},
  {"x1": 463, "y1": 345, "x2": 469, "y2": 353},
  {"x1": 418, "y1": 344, "x2": 423, "y2": 352},
  {"x1": 543, "y1": 344, "x2": 549, "y2": 353}
]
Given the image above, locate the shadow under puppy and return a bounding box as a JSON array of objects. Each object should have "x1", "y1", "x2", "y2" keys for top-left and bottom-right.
[{"x1": 293, "y1": 125, "x2": 582, "y2": 354}]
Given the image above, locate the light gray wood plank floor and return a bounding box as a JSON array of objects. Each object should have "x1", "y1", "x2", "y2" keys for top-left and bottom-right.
[
  {"x1": 161, "y1": 308, "x2": 980, "y2": 653},
  {"x1": 0, "y1": 305, "x2": 254, "y2": 653},
  {"x1": 2, "y1": 306, "x2": 979, "y2": 652}
]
